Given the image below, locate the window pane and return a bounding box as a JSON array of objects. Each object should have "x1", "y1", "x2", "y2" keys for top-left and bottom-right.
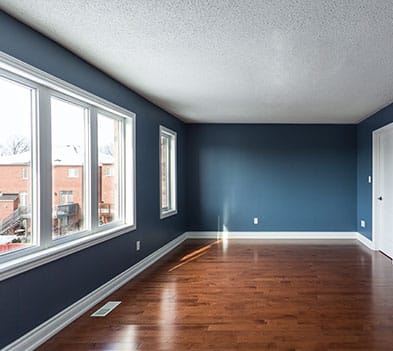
[
  {"x1": 160, "y1": 127, "x2": 177, "y2": 218},
  {"x1": 67, "y1": 168, "x2": 79, "y2": 178},
  {"x1": 98, "y1": 114, "x2": 121, "y2": 225},
  {"x1": 160, "y1": 135, "x2": 170, "y2": 209},
  {"x1": 51, "y1": 97, "x2": 86, "y2": 238},
  {"x1": 0, "y1": 77, "x2": 34, "y2": 254}
]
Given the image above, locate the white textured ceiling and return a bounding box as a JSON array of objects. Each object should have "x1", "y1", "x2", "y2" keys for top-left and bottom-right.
[{"x1": 1, "y1": 1, "x2": 393, "y2": 124}]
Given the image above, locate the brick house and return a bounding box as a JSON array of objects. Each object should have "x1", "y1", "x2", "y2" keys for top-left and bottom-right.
[
  {"x1": 0, "y1": 146, "x2": 114, "y2": 238},
  {"x1": 0, "y1": 193, "x2": 20, "y2": 222}
]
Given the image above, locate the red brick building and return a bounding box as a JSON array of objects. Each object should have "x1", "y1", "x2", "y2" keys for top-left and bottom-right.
[{"x1": 0, "y1": 146, "x2": 115, "y2": 239}]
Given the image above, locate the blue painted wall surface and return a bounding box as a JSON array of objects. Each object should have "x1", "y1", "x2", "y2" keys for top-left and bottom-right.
[
  {"x1": 0, "y1": 11, "x2": 186, "y2": 348},
  {"x1": 357, "y1": 103, "x2": 393, "y2": 239},
  {"x1": 186, "y1": 124, "x2": 357, "y2": 232}
]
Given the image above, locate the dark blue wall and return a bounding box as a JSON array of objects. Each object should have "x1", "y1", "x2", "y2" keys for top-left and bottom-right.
[
  {"x1": 357, "y1": 104, "x2": 393, "y2": 239},
  {"x1": 186, "y1": 124, "x2": 357, "y2": 232},
  {"x1": 0, "y1": 11, "x2": 186, "y2": 348}
]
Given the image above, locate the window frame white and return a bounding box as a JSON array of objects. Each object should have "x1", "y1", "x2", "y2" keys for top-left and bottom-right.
[
  {"x1": 159, "y1": 125, "x2": 177, "y2": 219},
  {"x1": 0, "y1": 51, "x2": 136, "y2": 282}
]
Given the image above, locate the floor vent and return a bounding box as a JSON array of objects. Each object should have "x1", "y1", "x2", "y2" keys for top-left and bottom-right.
[{"x1": 91, "y1": 301, "x2": 121, "y2": 317}]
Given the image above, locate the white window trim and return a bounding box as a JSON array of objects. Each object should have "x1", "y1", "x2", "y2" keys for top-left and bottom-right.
[
  {"x1": 159, "y1": 125, "x2": 177, "y2": 219},
  {"x1": 0, "y1": 51, "x2": 136, "y2": 281}
]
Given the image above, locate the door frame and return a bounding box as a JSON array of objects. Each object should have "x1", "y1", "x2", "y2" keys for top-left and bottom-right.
[{"x1": 372, "y1": 121, "x2": 393, "y2": 254}]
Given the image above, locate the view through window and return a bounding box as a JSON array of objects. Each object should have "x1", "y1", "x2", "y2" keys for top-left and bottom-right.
[
  {"x1": 98, "y1": 113, "x2": 121, "y2": 226},
  {"x1": 0, "y1": 54, "x2": 135, "y2": 263},
  {"x1": 51, "y1": 97, "x2": 87, "y2": 238},
  {"x1": 160, "y1": 133, "x2": 170, "y2": 210},
  {"x1": 160, "y1": 126, "x2": 177, "y2": 218},
  {"x1": 0, "y1": 76, "x2": 34, "y2": 254}
]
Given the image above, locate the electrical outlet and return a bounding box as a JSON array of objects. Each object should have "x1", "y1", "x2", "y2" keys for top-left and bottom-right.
[
  {"x1": 253, "y1": 217, "x2": 258, "y2": 225},
  {"x1": 360, "y1": 220, "x2": 366, "y2": 228},
  {"x1": 136, "y1": 241, "x2": 140, "y2": 251}
]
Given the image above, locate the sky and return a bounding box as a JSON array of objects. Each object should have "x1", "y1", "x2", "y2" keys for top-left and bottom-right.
[
  {"x1": 0, "y1": 76, "x2": 31, "y2": 142},
  {"x1": 0, "y1": 75, "x2": 115, "y2": 154}
]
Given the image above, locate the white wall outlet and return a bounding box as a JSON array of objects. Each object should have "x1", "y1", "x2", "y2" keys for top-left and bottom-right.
[
  {"x1": 360, "y1": 220, "x2": 366, "y2": 228},
  {"x1": 253, "y1": 217, "x2": 258, "y2": 225},
  {"x1": 136, "y1": 241, "x2": 141, "y2": 251},
  {"x1": 368, "y1": 176, "x2": 372, "y2": 184}
]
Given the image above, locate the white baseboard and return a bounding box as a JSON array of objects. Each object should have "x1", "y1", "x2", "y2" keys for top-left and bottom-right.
[
  {"x1": 185, "y1": 231, "x2": 359, "y2": 240},
  {"x1": 4, "y1": 230, "x2": 377, "y2": 351},
  {"x1": 356, "y1": 232, "x2": 376, "y2": 250},
  {"x1": 4, "y1": 232, "x2": 188, "y2": 351},
  {"x1": 186, "y1": 231, "x2": 377, "y2": 250}
]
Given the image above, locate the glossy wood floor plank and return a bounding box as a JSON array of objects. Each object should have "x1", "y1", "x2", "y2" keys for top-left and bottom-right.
[{"x1": 37, "y1": 239, "x2": 393, "y2": 351}]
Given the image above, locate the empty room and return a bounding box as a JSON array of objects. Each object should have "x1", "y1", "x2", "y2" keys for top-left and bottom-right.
[{"x1": 1, "y1": 1, "x2": 393, "y2": 350}]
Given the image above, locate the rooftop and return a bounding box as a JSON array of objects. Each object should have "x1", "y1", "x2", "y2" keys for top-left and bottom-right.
[
  {"x1": 0, "y1": 145, "x2": 113, "y2": 166},
  {"x1": 0, "y1": 193, "x2": 19, "y2": 201}
]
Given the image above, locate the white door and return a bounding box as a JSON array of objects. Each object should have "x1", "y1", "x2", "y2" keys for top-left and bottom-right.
[{"x1": 374, "y1": 123, "x2": 393, "y2": 258}]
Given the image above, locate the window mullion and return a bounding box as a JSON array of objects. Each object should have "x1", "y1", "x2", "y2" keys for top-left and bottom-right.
[
  {"x1": 37, "y1": 87, "x2": 53, "y2": 247},
  {"x1": 90, "y1": 107, "x2": 99, "y2": 231}
]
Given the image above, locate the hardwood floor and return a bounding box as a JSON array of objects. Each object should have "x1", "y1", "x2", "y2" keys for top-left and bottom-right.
[{"x1": 38, "y1": 239, "x2": 393, "y2": 351}]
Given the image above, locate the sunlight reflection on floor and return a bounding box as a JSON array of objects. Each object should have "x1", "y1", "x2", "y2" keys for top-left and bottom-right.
[{"x1": 169, "y1": 240, "x2": 221, "y2": 272}]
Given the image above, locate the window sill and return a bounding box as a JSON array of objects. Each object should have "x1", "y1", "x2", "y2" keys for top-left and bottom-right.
[
  {"x1": 0, "y1": 224, "x2": 135, "y2": 282},
  {"x1": 160, "y1": 209, "x2": 178, "y2": 219}
]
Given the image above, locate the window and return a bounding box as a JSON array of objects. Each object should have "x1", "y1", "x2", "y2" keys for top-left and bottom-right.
[
  {"x1": 0, "y1": 52, "x2": 135, "y2": 273},
  {"x1": 59, "y1": 191, "x2": 73, "y2": 204},
  {"x1": 105, "y1": 167, "x2": 114, "y2": 177},
  {"x1": 0, "y1": 75, "x2": 34, "y2": 254},
  {"x1": 52, "y1": 97, "x2": 86, "y2": 238},
  {"x1": 22, "y1": 168, "x2": 28, "y2": 179},
  {"x1": 19, "y1": 192, "x2": 28, "y2": 207},
  {"x1": 159, "y1": 126, "x2": 177, "y2": 218},
  {"x1": 67, "y1": 168, "x2": 79, "y2": 178},
  {"x1": 98, "y1": 114, "x2": 121, "y2": 225}
]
